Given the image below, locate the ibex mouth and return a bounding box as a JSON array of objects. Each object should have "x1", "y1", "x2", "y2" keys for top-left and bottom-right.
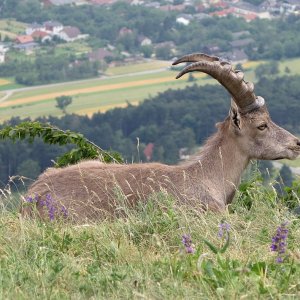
[{"x1": 274, "y1": 157, "x2": 285, "y2": 160}]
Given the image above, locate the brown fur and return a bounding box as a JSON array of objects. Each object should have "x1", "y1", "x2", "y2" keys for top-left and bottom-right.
[{"x1": 23, "y1": 104, "x2": 300, "y2": 223}]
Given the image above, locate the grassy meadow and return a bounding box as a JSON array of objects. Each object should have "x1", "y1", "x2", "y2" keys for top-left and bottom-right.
[
  {"x1": 0, "y1": 57, "x2": 300, "y2": 121},
  {"x1": 0, "y1": 175, "x2": 300, "y2": 299},
  {"x1": 0, "y1": 19, "x2": 27, "y2": 39}
]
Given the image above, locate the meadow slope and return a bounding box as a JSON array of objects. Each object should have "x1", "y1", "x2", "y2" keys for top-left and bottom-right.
[{"x1": 0, "y1": 176, "x2": 300, "y2": 299}]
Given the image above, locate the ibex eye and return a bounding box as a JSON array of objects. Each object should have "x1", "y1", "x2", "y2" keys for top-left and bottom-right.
[{"x1": 257, "y1": 124, "x2": 267, "y2": 131}]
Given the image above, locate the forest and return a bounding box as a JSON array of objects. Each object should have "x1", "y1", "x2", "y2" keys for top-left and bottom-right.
[{"x1": 0, "y1": 74, "x2": 299, "y2": 185}]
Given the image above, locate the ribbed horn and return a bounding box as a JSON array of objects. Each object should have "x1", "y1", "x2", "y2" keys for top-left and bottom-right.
[
  {"x1": 172, "y1": 53, "x2": 219, "y2": 65},
  {"x1": 173, "y1": 53, "x2": 264, "y2": 112}
]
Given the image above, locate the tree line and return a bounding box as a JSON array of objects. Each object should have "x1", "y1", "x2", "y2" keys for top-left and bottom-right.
[
  {"x1": 0, "y1": 75, "x2": 299, "y2": 186},
  {"x1": 0, "y1": 52, "x2": 99, "y2": 86}
]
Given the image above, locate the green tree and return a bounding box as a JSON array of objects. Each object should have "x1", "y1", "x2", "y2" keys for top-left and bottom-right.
[
  {"x1": 16, "y1": 159, "x2": 41, "y2": 180},
  {"x1": 278, "y1": 164, "x2": 294, "y2": 187},
  {"x1": 141, "y1": 45, "x2": 153, "y2": 58},
  {"x1": 155, "y1": 46, "x2": 172, "y2": 60},
  {"x1": 284, "y1": 66, "x2": 291, "y2": 74},
  {"x1": 55, "y1": 95, "x2": 73, "y2": 114}
]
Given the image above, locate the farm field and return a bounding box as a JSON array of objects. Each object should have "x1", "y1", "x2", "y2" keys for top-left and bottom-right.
[
  {"x1": 0, "y1": 58, "x2": 300, "y2": 121},
  {"x1": 106, "y1": 60, "x2": 171, "y2": 76},
  {"x1": 0, "y1": 19, "x2": 27, "y2": 36}
]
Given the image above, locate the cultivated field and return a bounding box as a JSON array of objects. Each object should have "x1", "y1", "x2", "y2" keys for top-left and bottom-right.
[
  {"x1": 0, "y1": 58, "x2": 300, "y2": 121},
  {"x1": 0, "y1": 19, "x2": 27, "y2": 39}
]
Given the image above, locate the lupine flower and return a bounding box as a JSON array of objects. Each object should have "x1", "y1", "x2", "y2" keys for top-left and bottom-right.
[
  {"x1": 218, "y1": 222, "x2": 230, "y2": 238},
  {"x1": 270, "y1": 222, "x2": 289, "y2": 263},
  {"x1": 25, "y1": 196, "x2": 33, "y2": 203},
  {"x1": 25, "y1": 194, "x2": 39, "y2": 203},
  {"x1": 61, "y1": 205, "x2": 68, "y2": 218},
  {"x1": 182, "y1": 234, "x2": 195, "y2": 254},
  {"x1": 45, "y1": 193, "x2": 56, "y2": 221},
  {"x1": 40, "y1": 194, "x2": 68, "y2": 221}
]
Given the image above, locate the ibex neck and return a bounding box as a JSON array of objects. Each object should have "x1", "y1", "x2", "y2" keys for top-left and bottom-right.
[{"x1": 183, "y1": 125, "x2": 249, "y2": 206}]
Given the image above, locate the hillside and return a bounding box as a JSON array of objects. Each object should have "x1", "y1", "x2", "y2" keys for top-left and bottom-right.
[
  {"x1": 0, "y1": 74, "x2": 299, "y2": 185},
  {"x1": 1, "y1": 177, "x2": 300, "y2": 299}
]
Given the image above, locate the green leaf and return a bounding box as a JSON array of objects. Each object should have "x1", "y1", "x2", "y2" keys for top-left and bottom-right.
[
  {"x1": 220, "y1": 232, "x2": 230, "y2": 254},
  {"x1": 203, "y1": 238, "x2": 219, "y2": 254}
]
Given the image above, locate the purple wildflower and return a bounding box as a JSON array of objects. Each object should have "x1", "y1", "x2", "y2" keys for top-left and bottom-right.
[
  {"x1": 25, "y1": 194, "x2": 39, "y2": 203},
  {"x1": 40, "y1": 194, "x2": 68, "y2": 221},
  {"x1": 45, "y1": 194, "x2": 56, "y2": 221},
  {"x1": 270, "y1": 222, "x2": 289, "y2": 263},
  {"x1": 182, "y1": 234, "x2": 195, "y2": 254},
  {"x1": 218, "y1": 222, "x2": 230, "y2": 238},
  {"x1": 25, "y1": 196, "x2": 33, "y2": 203},
  {"x1": 61, "y1": 205, "x2": 68, "y2": 218}
]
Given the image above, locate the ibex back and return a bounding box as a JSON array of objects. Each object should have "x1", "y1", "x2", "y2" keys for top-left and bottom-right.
[{"x1": 23, "y1": 53, "x2": 300, "y2": 222}]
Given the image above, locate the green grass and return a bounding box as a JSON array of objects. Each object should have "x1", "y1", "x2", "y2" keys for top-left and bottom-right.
[
  {"x1": 0, "y1": 19, "x2": 27, "y2": 35},
  {"x1": 0, "y1": 78, "x2": 24, "y2": 91},
  {"x1": 0, "y1": 68, "x2": 252, "y2": 121},
  {"x1": 1, "y1": 57, "x2": 300, "y2": 121},
  {"x1": 55, "y1": 41, "x2": 92, "y2": 56},
  {"x1": 107, "y1": 60, "x2": 171, "y2": 76},
  {"x1": 0, "y1": 177, "x2": 300, "y2": 299},
  {"x1": 279, "y1": 58, "x2": 300, "y2": 75}
]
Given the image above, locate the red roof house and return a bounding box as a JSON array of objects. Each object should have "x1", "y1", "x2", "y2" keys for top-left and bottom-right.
[{"x1": 15, "y1": 35, "x2": 34, "y2": 44}]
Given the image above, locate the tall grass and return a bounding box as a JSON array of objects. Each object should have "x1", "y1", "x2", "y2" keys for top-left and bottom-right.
[{"x1": 0, "y1": 176, "x2": 299, "y2": 299}]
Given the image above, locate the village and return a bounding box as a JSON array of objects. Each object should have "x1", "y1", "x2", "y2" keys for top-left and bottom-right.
[{"x1": 1, "y1": 0, "x2": 300, "y2": 66}]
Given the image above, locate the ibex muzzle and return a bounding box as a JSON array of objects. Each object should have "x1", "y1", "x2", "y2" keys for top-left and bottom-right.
[{"x1": 23, "y1": 53, "x2": 300, "y2": 222}]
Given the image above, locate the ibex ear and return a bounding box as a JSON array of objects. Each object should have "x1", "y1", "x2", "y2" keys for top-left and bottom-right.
[{"x1": 229, "y1": 99, "x2": 241, "y2": 130}]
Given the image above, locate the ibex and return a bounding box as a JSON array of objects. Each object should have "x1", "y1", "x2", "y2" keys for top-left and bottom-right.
[{"x1": 23, "y1": 53, "x2": 300, "y2": 222}]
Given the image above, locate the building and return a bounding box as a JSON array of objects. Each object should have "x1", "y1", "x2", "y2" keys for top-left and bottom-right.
[
  {"x1": 176, "y1": 14, "x2": 193, "y2": 26},
  {"x1": 87, "y1": 48, "x2": 113, "y2": 62},
  {"x1": 223, "y1": 49, "x2": 249, "y2": 63},
  {"x1": 14, "y1": 42, "x2": 39, "y2": 54},
  {"x1": 0, "y1": 51, "x2": 5, "y2": 63},
  {"x1": 230, "y1": 38, "x2": 255, "y2": 49},
  {"x1": 47, "y1": 0, "x2": 77, "y2": 5},
  {"x1": 31, "y1": 31, "x2": 52, "y2": 43},
  {"x1": 58, "y1": 26, "x2": 87, "y2": 42},
  {"x1": 15, "y1": 35, "x2": 34, "y2": 44},
  {"x1": 44, "y1": 20, "x2": 63, "y2": 34},
  {"x1": 26, "y1": 23, "x2": 46, "y2": 35},
  {"x1": 138, "y1": 36, "x2": 152, "y2": 46}
]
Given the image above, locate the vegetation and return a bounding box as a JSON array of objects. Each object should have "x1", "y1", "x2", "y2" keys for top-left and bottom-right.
[
  {"x1": 0, "y1": 52, "x2": 99, "y2": 86},
  {"x1": 55, "y1": 95, "x2": 73, "y2": 114},
  {"x1": 1, "y1": 2, "x2": 300, "y2": 86},
  {"x1": 1, "y1": 57, "x2": 300, "y2": 122},
  {"x1": 0, "y1": 74, "x2": 299, "y2": 185},
  {"x1": 0, "y1": 121, "x2": 122, "y2": 167},
  {"x1": 0, "y1": 174, "x2": 299, "y2": 298}
]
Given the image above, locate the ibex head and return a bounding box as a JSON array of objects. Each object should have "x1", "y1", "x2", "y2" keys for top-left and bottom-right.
[{"x1": 173, "y1": 53, "x2": 300, "y2": 161}]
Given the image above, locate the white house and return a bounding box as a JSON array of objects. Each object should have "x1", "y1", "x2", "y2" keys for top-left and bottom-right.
[
  {"x1": 176, "y1": 14, "x2": 193, "y2": 25},
  {"x1": 26, "y1": 23, "x2": 46, "y2": 35},
  {"x1": 44, "y1": 21, "x2": 64, "y2": 35},
  {"x1": 138, "y1": 36, "x2": 152, "y2": 46},
  {"x1": 0, "y1": 51, "x2": 5, "y2": 63},
  {"x1": 58, "y1": 26, "x2": 88, "y2": 42}
]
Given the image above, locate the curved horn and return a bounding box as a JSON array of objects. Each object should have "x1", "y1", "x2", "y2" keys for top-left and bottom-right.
[
  {"x1": 173, "y1": 53, "x2": 264, "y2": 112},
  {"x1": 172, "y1": 53, "x2": 219, "y2": 65}
]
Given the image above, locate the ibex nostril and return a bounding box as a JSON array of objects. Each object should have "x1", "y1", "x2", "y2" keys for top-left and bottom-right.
[{"x1": 297, "y1": 141, "x2": 300, "y2": 146}]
